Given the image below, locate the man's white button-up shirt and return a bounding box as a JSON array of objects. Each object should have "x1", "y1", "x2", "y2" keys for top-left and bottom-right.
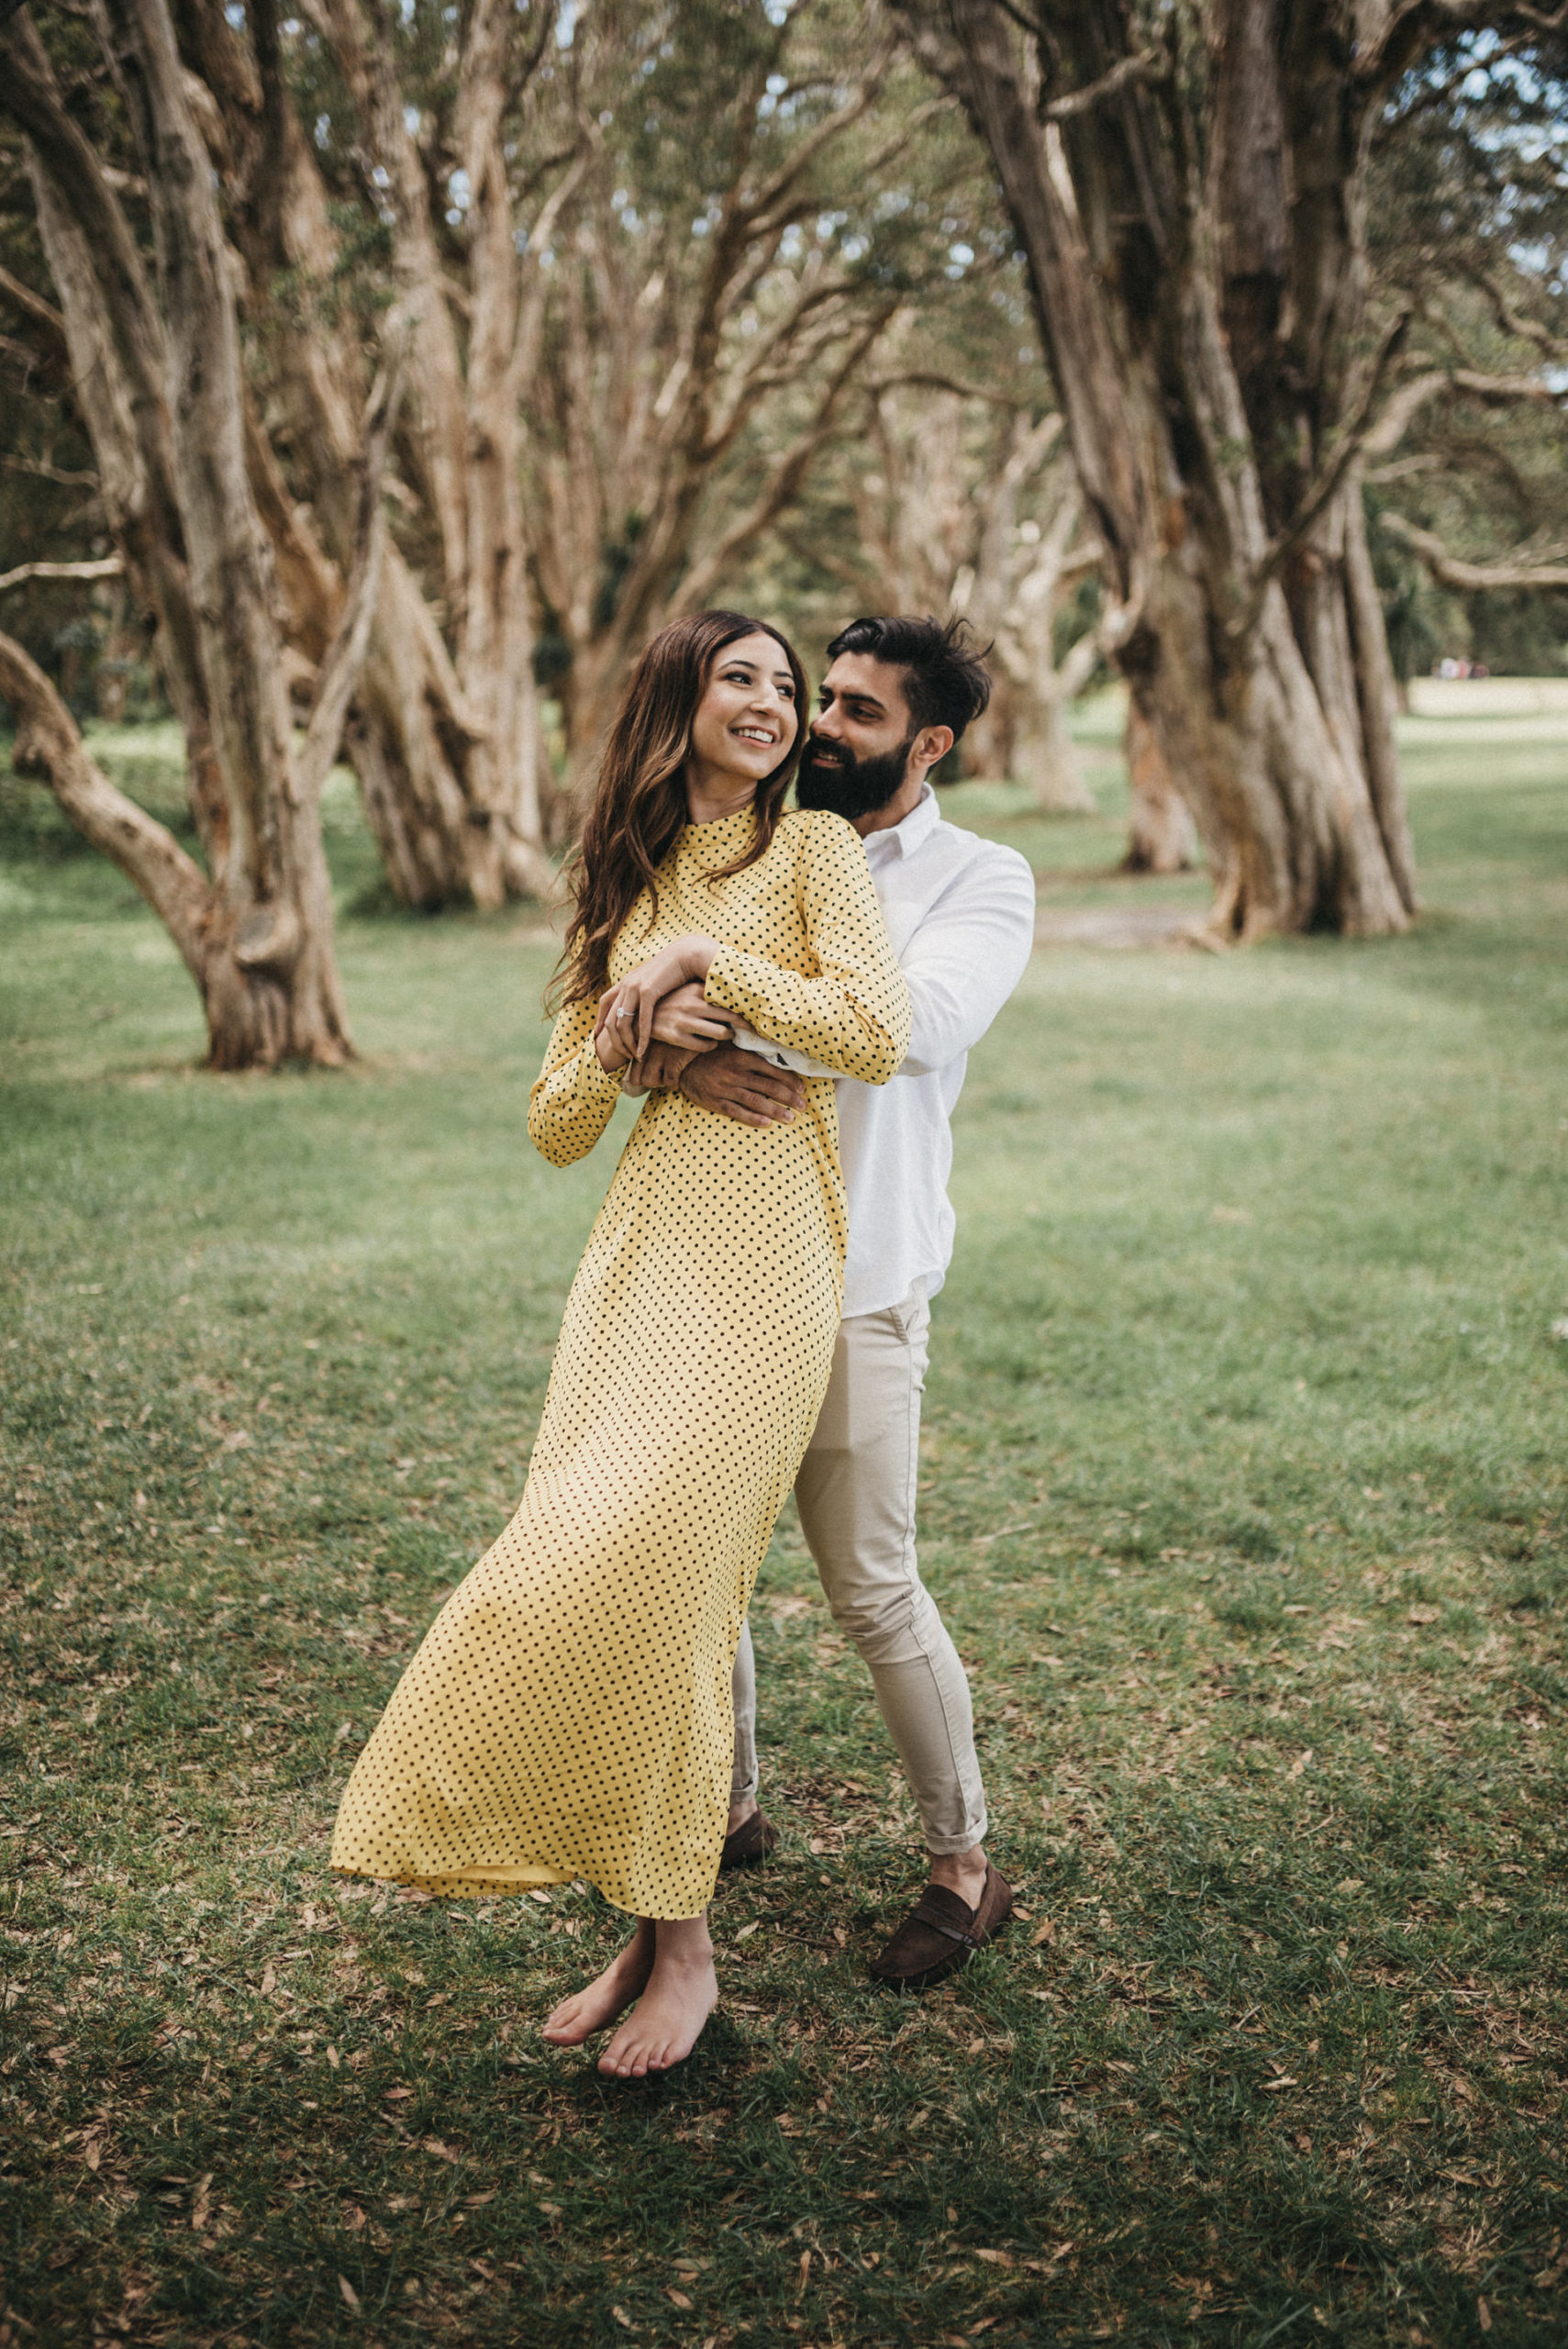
[{"x1": 735, "y1": 785, "x2": 1036, "y2": 1318}]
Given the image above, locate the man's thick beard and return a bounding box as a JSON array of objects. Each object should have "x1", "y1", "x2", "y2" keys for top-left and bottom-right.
[{"x1": 795, "y1": 732, "x2": 917, "y2": 822}]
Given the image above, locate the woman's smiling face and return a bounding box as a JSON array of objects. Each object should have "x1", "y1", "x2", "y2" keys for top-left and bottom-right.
[{"x1": 686, "y1": 631, "x2": 800, "y2": 797}]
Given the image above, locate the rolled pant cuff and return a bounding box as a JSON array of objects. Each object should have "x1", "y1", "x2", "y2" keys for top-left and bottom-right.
[{"x1": 920, "y1": 1811, "x2": 989, "y2": 1858}]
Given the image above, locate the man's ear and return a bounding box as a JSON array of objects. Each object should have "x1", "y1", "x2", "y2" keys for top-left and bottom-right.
[{"x1": 912, "y1": 724, "x2": 954, "y2": 775}]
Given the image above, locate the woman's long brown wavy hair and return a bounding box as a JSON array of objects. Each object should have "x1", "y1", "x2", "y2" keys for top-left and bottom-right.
[{"x1": 554, "y1": 610, "x2": 808, "y2": 1008}]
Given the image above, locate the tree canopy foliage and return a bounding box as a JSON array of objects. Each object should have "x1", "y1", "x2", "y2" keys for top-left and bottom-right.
[{"x1": 1366, "y1": 25, "x2": 1568, "y2": 677}]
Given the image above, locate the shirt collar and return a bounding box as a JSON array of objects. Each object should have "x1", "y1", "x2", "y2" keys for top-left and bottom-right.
[{"x1": 863, "y1": 780, "x2": 941, "y2": 863}]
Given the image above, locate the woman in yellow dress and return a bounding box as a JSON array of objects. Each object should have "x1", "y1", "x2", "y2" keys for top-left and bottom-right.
[{"x1": 330, "y1": 610, "x2": 910, "y2": 2075}]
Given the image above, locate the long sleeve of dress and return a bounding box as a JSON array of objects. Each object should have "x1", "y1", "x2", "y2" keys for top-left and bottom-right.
[
  {"x1": 703, "y1": 812, "x2": 911, "y2": 1085},
  {"x1": 724, "y1": 842, "x2": 1035, "y2": 1085},
  {"x1": 528, "y1": 996, "x2": 626, "y2": 1165}
]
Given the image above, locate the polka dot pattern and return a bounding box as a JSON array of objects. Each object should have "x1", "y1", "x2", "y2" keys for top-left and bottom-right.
[{"x1": 330, "y1": 807, "x2": 910, "y2": 1920}]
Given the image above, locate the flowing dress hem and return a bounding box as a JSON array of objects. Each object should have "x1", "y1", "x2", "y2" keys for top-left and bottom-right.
[{"x1": 329, "y1": 1859, "x2": 711, "y2": 1920}]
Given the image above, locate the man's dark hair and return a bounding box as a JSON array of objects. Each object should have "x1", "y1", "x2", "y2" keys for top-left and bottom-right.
[{"x1": 824, "y1": 613, "x2": 993, "y2": 742}]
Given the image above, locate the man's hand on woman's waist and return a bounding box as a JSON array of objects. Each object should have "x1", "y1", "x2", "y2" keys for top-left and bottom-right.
[{"x1": 679, "y1": 1046, "x2": 805, "y2": 1128}]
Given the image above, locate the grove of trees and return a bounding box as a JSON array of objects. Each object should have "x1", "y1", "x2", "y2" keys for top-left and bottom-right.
[{"x1": 2, "y1": 0, "x2": 1565, "y2": 1063}]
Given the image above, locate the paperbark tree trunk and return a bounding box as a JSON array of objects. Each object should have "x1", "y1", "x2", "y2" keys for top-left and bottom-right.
[
  {"x1": 899, "y1": 0, "x2": 1418, "y2": 940},
  {"x1": 984, "y1": 478, "x2": 1100, "y2": 813},
  {"x1": 193, "y1": 0, "x2": 555, "y2": 912},
  {"x1": 1122, "y1": 702, "x2": 1196, "y2": 874},
  {"x1": 520, "y1": 22, "x2": 912, "y2": 807},
  {"x1": 1015, "y1": 687, "x2": 1095, "y2": 814},
  {"x1": 1, "y1": 1, "x2": 371, "y2": 1065},
  {"x1": 18, "y1": 104, "x2": 232, "y2": 870},
  {"x1": 295, "y1": 0, "x2": 559, "y2": 907},
  {"x1": 543, "y1": 286, "x2": 901, "y2": 810},
  {"x1": 841, "y1": 387, "x2": 1099, "y2": 806},
  {"x1": 221, "y1": 2, "x2": 913, "y2": 842}
]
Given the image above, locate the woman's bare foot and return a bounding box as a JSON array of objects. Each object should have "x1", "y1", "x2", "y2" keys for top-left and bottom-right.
[
  {"x1": 540, "y1": 1918, "x2": 654, "y2": 2047},
  {"x1": 598, "y1": 1918, "x2": 717, "y2": 2079}
]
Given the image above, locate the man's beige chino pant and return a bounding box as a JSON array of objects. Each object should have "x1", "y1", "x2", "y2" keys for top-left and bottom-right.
[{"x1": 730, "y1": 1282, "x2": 989, "y2": 1854}]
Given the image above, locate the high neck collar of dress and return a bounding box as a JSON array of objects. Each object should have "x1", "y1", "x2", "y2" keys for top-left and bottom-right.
[{"x1": 682, "y1": 804, "x2": 759, "y2": 850}]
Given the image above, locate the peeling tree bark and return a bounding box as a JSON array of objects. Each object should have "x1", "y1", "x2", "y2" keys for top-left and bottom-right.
[
  {"x1": 524, "y1": 31, "x2": 908, "y2": 804},
  {"x1": 182, "y1": 0, "x2": 554, "y2": 913},
  {"x1": 175, "y1": 0, "x2": 913, "y2": 870},
  {"x1": 978, "y1": 473, "x2": 1102, "y2": 814},
  {"x1": 898, "y1": 0, "x2": 1422, "y2": 939},
  {"x1": 834, "y1": 388, "x2": 1100, "y2": 808},
  {"x1": 295, "y1": 0, "x2": 559, "y2": 907},
  {"x1": 17, "y1": 89, "x2": 233, "y2": 872},
  {"x1": 0, "y1": 0, "x2": 381, "y2": 1066},
  {"x1": 1122, "y1": 702, "x2": 1196, "y2": 873}
]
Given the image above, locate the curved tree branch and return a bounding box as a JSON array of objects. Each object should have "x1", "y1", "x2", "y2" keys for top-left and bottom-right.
[
  {"x1": 674, "y1": 302, "x2": 902, "y2": 617},
  {"x1": 1042, "y1": 49, "x2": 1167, "y2": 122},
  {"x1": 1382, "y1": 511, "x2": 1568, "y2": 591},
  {"x1": 1355, "y1": 1, "x2": 1568, "y2": 83},
  {"x1": 864, "y1": 367, "x2": 1024, "y2": 406},
  {"x1": 1229, "y1": 347, "x2": 1563, "y2": 640},
  {"x1": 1462, "y1": 268, "x2": 1566, "y2": 359},
  {"x1": 1226, "y1": 310, "x2": 1413, "y2": 638},
  {"x1": 1361, "y1": 363, "x2": 1567, "y2": 463},
  {"x1": 738, "y1": 47, "x2": 895, "y2": 235},
  {"x1": 0, "y1": 555, "x2": 124, "y2": 594},
  {"x1": 0, "y1": 258, "x2": 69, "y2": 357},
  {"x1": 0, "y1": 626, "x2": 212, "y2": 979}
]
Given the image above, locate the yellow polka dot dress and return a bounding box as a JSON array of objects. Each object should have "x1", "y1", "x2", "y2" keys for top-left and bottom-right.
[{"x1": 330, "y1": 807, "x2": 910, "y2": 1919}]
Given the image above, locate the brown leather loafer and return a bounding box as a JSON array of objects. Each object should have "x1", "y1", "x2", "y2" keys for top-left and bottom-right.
[
  {"x1": 719, "y1": 1809, "x2": 778, "y2": 1873},
  {"x1": 868, "y1": 1864, "x2": 1014, "y2": 1987}
]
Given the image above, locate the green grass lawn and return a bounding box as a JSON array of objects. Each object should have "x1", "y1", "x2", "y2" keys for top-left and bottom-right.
[{"x1": 2, "y1": 693, "x2": 1565, "y2": 2347}]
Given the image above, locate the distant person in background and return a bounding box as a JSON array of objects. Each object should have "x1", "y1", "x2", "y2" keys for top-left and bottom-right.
[
  {"x1": 654, "y1": 617, "x2": 1037, "y2": 1987},
  {"x1": 331, "y1": 610, "x2": 909, "y2": 2076}
]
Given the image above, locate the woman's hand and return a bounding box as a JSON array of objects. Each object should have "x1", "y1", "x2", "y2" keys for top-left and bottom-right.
[
  {"x1": 650, "y1": 979, "x2": 733, "y2": 1052},
  {"x1": 595, "y1": 983, "x2": 640, "y2": 1071},
  {"x1": 595, "y1": 1016, "x2": 629, "y2": 1074},
  {"x1": 597, "y1": 935, "x2": 720, "y2": 1062}
]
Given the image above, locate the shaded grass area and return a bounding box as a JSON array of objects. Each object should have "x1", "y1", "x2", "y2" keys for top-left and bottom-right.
[{"x1": 2, "y1": 696, "x2": 1567, "y2": 2345}]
